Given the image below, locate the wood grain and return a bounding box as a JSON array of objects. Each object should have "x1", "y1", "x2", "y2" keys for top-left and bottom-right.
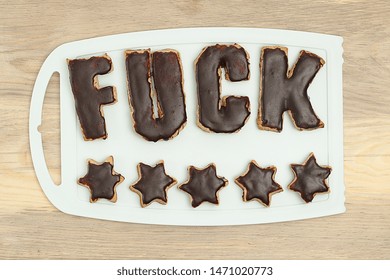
[{"x1": 1, "y1": 0, "x2": 389, "y2": 259}]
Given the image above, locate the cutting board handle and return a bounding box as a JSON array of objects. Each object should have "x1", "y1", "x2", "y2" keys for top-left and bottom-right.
[{"x1": 29, "y1": 50, "x2": 63, "y2": 191}]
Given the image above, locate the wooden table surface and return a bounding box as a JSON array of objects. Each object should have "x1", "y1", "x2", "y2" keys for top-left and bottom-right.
[{"x1": 1, "y1": 0, "x2": 389, "y2": 259}]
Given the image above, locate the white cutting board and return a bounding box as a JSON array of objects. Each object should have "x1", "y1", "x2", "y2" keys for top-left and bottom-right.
[{"x1": 29, "y1": 28, "x2": 345, "y2": 225}]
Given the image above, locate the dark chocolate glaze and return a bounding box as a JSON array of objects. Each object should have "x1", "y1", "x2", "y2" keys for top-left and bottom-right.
[
  {"x1": 259, "y1": 47, "x2": 324, "y2": 131},
  {"x1": 68, "y1": 56, "x2": 115, "y2": 140},
  {"x1": 288, "y1": 153, "x2": 331, "y2": 203},
  {"x1": 130, "y1": 162, "x2": 176, "y2": 207},
  {"x1": 78, "y1": 159, "x2": 123, "y2": 202},
  {"x1": 125, "y1": 50, "x2": 187, "y2": 142},
  {"x1": 196, "y1": 44, "x2": 251, "y2": 133},
  {"x1": 179, "y1": 164, "x2": 228, "y2": 208},
  {"x1": 235, "y1": 161, "x2": 283, "y2": 206}
]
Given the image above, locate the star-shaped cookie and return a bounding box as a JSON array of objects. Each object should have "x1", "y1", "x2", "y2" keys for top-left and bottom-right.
[
  {"x1": 178, "y1": 164, "x2": 228, "y2": 208},
  {"x1": 288, "y1": 153, "x2": 332, "y2": 203},
  {"x1": 78, "y1": 156, "x2": 124, "y2": 203},
  {"x1": 235, "y1": 161, "x2": 283, "y2": 207},
  {"x1": 130, "y1": 161, "x2": 177, "y2": 207}
]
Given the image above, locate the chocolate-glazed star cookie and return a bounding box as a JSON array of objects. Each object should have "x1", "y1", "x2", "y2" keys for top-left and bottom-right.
[
  {"x1": 130, "y1": 161, "x2": 177, "y2": 207},
  {"x1": 288, "y1": 153, "x2": 332, "y2": 203},
  {"x1": 178, "y1": 164, "x2": 228, "y2": 208},
  {"x1": 78, "y1": 156, "x2": 124, "y2": 203},
  {"x1": 235, "y1": 161, "x2": 283, "y2": 207}
]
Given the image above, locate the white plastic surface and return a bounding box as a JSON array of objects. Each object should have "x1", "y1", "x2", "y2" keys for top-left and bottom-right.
[{"x1": 29, "y1": 28, "x2": 344, "y2": 225}]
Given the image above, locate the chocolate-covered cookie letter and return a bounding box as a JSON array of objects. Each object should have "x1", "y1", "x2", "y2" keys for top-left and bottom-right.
[
  {"x1": 196, "y1": 44, "x2": 250, "y2": 133},
  {"x1": 288, "y1": 153, "x2": 332, "y2": 203},
  {"x1": 125, "y1": 50, "x2": 187, "y2": 142},
  {"x1": 258, "y1": 47, "x2": 325, "y2": 132},
  {"x1": 68, "y1": 55, "x2": 116, "y2": 140}
]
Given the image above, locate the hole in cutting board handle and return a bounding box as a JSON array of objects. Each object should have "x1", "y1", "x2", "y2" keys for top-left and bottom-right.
[{"x1": 40, "y1": 71, "x2": 61, "y2": 186}]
